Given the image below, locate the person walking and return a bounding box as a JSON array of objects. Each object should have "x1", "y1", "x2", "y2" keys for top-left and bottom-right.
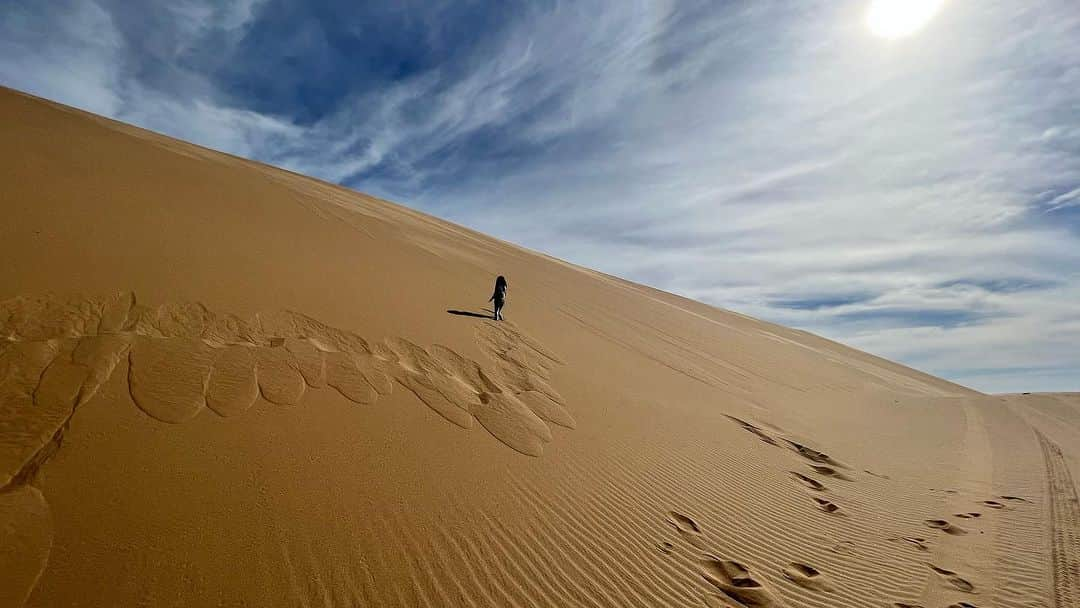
[{"x1": 488, "y1": 275, "x2": 508, "y2": 321}]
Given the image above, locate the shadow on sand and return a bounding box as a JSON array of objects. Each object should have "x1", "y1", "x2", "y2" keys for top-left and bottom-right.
[{"x1": 447, "y1": 309, "x2": 494, "y2": 319}]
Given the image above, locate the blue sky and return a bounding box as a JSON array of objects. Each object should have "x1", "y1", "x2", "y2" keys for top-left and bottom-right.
[{"x1": 2, "y1": 0, "x2": 1078, "y2": 392}]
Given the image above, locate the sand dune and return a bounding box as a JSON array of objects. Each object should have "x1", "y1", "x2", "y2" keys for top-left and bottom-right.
[{"x1": 1, "y1": 85, "x2": 1077, "y2": 607}]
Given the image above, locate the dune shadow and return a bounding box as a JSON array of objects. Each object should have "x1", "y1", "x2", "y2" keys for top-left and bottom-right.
[{"x1": 447, "y1": 309, "x2": 493, "y2": 319}]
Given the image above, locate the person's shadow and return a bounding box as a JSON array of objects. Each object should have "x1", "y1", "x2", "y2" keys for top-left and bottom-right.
[{"x1": 447, "y1": 309, "x2": 494, "y2": 319}]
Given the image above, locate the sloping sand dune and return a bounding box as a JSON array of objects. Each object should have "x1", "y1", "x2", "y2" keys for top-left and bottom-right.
[{"x1": 1, "y1": 86, "x2": 1077, "y2": 607}]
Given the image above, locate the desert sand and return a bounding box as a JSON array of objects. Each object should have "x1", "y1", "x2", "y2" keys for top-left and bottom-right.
[{"x1": 1, "y1": 85, "x2": 1077, "y2": 608}]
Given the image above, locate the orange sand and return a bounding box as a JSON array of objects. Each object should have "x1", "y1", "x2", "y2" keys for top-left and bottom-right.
[{"x1": 1, "y1": 86, "x2": 1077, "y2": 607}]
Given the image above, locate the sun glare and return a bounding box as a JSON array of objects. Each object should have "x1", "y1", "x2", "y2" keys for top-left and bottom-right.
[{"x1": 866, "y1": 0, "x2": 945, "y2": 39}]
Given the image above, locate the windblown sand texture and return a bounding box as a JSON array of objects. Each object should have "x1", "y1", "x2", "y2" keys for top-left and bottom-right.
[{"x1": 2, "y1": 86, "x2": 1078, "y2": 608}]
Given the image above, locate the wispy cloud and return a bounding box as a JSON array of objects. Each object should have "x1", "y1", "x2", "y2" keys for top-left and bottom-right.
[
  {"x1": 2, "y1": 0, "x2": 1078, "y2": 392},
  {"x1": 1045, "y1": 187, "x2": 1080, "y2": 211}
]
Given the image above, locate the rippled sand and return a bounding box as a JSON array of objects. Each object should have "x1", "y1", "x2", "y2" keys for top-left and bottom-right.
[{"x1": 2, "y1": 86, "x2": 1078, "y2": 608}]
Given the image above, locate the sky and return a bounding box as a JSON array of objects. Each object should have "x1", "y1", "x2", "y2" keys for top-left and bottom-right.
[{"x1": 2, "y1": 0, "x2": 1078, "y2": 393}]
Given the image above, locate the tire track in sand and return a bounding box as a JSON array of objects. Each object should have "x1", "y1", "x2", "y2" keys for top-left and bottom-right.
[{"x1": 1035, "y1": 430, "x2": 1080, "y2": 607}]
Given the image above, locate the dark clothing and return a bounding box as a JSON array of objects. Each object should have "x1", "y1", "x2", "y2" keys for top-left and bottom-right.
[{"x1": 489, "y1": 278, "x2": 508, "y2": 320}]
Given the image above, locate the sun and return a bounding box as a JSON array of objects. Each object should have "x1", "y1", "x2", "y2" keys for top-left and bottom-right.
[{"x1": 865, "y1": 0, "x2": 946, "y2": 39}]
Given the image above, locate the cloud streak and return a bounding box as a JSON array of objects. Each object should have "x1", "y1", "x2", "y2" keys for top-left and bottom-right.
[{"x1": 2, "y1": 0, "x2": 1078, "y2": 392}]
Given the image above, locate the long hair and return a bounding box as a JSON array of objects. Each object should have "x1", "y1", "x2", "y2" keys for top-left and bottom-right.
[{"x1": 495, "y1": 275, "x2": 507, "y2": 289}]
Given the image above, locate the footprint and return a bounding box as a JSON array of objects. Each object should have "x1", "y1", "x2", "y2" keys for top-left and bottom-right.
[
  {"x1": 781, "y1": 562, "x2": 833, "y2": 591},
  {"x1": 666, "y1": 511, "x2": 706, "y2": 548},
  {"x1": 947, "y1": 603, "x2": 978, "y2": 608},
  {"x1": 667, "y1": 511, "x2": 702, "y2": 534},
  {"x1": 700, "y1": 556, "x2": 780, "y2": 607},
  {"x1": 808, "y1": 465, "x2": 852, "y2": 481},
  {"x1": 953, "y1": 513, "x2": 981, "y2": 519},
  {"x1": 782, "y1": 439, "x2": 845, "y2": 468},
  {"x1": 929, "y1": 565, "x2": 976, "y2": 593},
  {"x1": 658, "y1": 541, "x2": 675, "y2": 554},
  {"x1": 889, "y1": 536, "x2": 929, "y2": 551},
  {"x1": 925, "y1": 519, "x2": 967, "y2": 535},
  {"x1": 980, "y1": 500, "x2": 1005, "y2": 509},
  {"x1": 812, "y1": 497, "x2": 841, "y2": 514},
  {"x1": 791, "y1": 472, "x2": 826, "y2": 491},
  {"x1": 725, "y1": 416, "x2": 778, "y2": 446},
  {"x1": 998, "y1": 495, "x2": 1029, "y2": 503},
  {"x1": 891, "y1": 604, "x2": 925, "y2": 608}
]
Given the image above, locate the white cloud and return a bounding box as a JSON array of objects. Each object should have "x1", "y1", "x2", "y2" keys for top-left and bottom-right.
[
  {"x1": 1, "y1": 0, "x2": 1077, "y2": 392},
  {"x1": 0, "y1": 2, "x2": 124, "y2": 116},
  {"x1": 1046, "y1": 187, "x2": 1080, "y2": 212}
]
